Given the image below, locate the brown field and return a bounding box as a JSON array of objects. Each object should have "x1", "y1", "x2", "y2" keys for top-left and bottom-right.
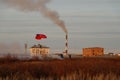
[{"x1": 0, "y1": 55, "x2": 120, "y2": 80}]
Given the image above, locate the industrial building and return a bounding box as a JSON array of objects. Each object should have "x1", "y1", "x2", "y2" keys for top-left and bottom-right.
[
  {"x1": 83, "y1": 47, "x2": 104, "y2": 56},
  {"x1": 30, "y1": 44, "x2": 50, "y2": 56}
]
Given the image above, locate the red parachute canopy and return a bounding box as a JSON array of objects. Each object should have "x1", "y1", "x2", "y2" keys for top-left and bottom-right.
[{"x1": 35, "y1": 34, "x2": 47, "y2": 40}]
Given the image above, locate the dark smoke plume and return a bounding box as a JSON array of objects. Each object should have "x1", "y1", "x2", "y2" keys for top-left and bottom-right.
[{"x1": 1, "y1": 0, "x2": 68, "y2": 34}]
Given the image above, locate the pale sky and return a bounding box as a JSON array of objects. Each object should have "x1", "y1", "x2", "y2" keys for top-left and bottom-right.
[{"x1": 0, "y1": 0, "x2": 120, "y2": 54}]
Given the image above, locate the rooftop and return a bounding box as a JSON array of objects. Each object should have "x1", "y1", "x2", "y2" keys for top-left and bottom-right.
[
  {"x1": 31, "y1": 44, "x2": 49, "y2": 48},
  {"x1": 83, "y1": 47, "x2": 104, "y2": 49}
]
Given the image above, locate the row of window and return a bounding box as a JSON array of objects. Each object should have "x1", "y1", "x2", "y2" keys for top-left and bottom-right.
[{"x1": 30, "y1": 48, "x2": 49, "y2": 54}]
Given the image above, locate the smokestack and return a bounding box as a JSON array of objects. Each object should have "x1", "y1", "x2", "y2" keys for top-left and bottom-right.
[
  {"x1": 65, "y1": 34, "x2": 68, "y2": 54},
  {"x1": 24, "y1": 43, "x2": 27, "y2": 54}
]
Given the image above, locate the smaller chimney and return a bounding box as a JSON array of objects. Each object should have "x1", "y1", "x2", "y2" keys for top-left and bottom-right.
[{"x1": 24, "y1": 43, "x2": 27, "y2": 54}]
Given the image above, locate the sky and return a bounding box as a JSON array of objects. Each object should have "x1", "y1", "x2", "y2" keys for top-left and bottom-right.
[{"x1": 0, "y1": 0, "x2": 120, "y2": 54}]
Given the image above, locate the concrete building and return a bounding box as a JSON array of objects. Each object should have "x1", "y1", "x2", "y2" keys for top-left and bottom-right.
[
  {"x1": 30, "y1": 44, "x2": 50, "y2": 56},
  {"x1": 83, "y1": 47, "x2": 104, "y2": 56}
]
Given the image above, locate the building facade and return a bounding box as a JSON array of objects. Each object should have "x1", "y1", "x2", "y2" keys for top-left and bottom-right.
[
  {"x1": 30, "y1": 44, "x2": 50, "y2": 56},
  {"x1": 83, "y1": 47, "x2": 104, "y2": 56}
]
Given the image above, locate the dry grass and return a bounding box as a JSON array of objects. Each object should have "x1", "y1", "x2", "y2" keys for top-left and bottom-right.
[{"x1": 0, "y1": 55, "x2": 120, "y2": 80}]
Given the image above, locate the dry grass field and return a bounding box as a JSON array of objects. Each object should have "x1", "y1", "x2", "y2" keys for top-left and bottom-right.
[{"x1": 0, "y1": 55, "x2": 120, "y2": 80}]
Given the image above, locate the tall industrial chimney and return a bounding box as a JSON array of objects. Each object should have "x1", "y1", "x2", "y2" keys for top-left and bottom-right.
[{"x1": 65, "y1": 34, "x2": 68, "y2": 54}]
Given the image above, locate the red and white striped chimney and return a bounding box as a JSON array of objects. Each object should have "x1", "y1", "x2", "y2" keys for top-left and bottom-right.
[{"x1": 65, "y1": 34, "x2": 68, "y2": 54}]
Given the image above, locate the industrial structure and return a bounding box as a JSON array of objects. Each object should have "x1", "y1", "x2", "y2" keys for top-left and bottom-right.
[
  {"x1": 83, "y1": 47, "x2": 104, "y2": 56},
  {"x1": 30, "y1": 44, "x2": 50, "y2": 56},
  {"x1": 64, "y1": 34, "x2": 68, "y2": 55}
]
